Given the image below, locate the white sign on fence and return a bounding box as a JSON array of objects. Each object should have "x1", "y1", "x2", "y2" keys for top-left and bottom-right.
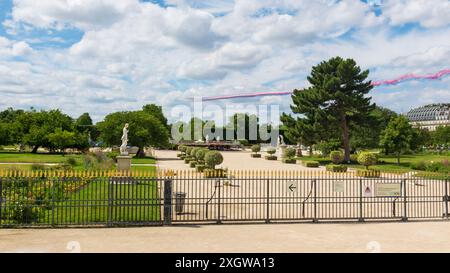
[
  {"x1": 375, "y1": 183, "x2": 402, "y2": 197},
  {"x1": 334, "y1": 181, "x2": 345, "y2": 193}
]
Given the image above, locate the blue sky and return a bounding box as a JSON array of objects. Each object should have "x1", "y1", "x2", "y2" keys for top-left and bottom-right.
[{"x1": 0, "y1": 0, "x2": 449, "y2": 122}]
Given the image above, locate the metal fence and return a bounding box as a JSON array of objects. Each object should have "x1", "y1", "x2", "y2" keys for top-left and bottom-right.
[{"x1": 0, "y1": 170, "x2": 449, "y2": 227}]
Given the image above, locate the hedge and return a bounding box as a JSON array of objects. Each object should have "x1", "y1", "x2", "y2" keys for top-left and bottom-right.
[
  {"x1": 282, "y1": 158, "x2": 297, "y2": 164},
  {"x1": 265, "y1": 155, "x2": 277, "y2": 160},
  {"x1": 301, "y1": 161, "x2": 319, "y2": 168},
  {"x1": 326, "y1": 164, "x2": 348, "y2": 172}
]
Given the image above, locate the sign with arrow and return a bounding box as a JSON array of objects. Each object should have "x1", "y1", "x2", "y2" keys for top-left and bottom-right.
[{"x1": 287, "y1": 182, "x2": 298, "y2": 193}]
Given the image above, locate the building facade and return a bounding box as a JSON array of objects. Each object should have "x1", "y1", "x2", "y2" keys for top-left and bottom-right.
[{"x1": 406, "y1": 103, "x2": 450, "y2": 131}]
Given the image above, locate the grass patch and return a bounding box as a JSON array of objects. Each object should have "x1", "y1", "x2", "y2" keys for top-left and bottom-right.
[
  {"x1": 0, "y1": 152, "x2": 82, "y2": 164},
  {"x1": 131, "y1": 156, "x2": 156, "y2": 164}
]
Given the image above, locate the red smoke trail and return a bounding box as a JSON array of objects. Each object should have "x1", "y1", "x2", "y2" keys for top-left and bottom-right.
[{"x1": 202, "y1": 69, "x2": 450, "y2": 102}]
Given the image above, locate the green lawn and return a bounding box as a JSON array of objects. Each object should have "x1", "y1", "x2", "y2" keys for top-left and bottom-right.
[
  {"x1": 1, "y1": 175, "x2": 161, "y2": 226},
  {"x1": 45, "y1": 179, "x2": 161, "y2": 225},
  {"x1": 0, "y1": 152, "x2": 82, "y2": 163}
]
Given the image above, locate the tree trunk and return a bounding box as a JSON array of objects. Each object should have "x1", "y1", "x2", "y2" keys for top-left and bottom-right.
[
  {"x1": 341, "y1": 113, "x2": 350, "y2": 163},
  {"x1": 31, "y1": 145, "x2": 39, "y2": 153},
  {"x1": 309, "y1": 146, "x2": 313, "y2": 157},
  {"x1": 296, "y1": 143, "x2": 302, "y2": 157},
  {"x1": 136, "y1": 147, "x2": 146, "y2": 158},
  {"x1": 397, "y1": 152, "x2": 400, "y2": 165}
]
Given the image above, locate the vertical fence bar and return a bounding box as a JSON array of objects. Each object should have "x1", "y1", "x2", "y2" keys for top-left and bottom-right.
[
  {"x1": 51, "y1": 176, "x2": 55, "y2": 227},
  {"x1": 163, "y1": 179, "x2": 173, "y2": 225},
  {"x1": 313, "y1": 179, "x2": 318, "y2": 223},
  {"x1": 445, "y1": 179, "x2": 449, "y2": 219},
  {"x1": 266, "y1": 179, "x2": 270, "y2": 224},
  {"x1": 217, "y1": 179, "x2": 222, "y2": 224},
  {"x1": 402, "y1": 179, "x2": 408, "y2": 222},
  {"x1": 359, "y1": 179, "x2": 364, "y2": 222},
  {"x1": 107, "y1": 178, "x2": 113, "y2": 227}
]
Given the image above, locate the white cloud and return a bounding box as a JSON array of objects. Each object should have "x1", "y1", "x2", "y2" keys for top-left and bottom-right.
[
  {"x1": 0, "y1": 0, "x2": 449, "y2": 122},
  {"x1": 383, "y1": 0, "x2": 450, "y2": 28},
  {"x1": 12, "y1": 41, "x2": 32, "y2": 56}
]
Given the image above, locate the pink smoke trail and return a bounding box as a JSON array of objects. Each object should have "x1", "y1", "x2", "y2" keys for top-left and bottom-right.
[{"x1": 202, "y1": 69, "x2": 450, "y2": 101}]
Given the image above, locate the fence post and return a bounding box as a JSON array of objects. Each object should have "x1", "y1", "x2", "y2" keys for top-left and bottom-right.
[
  {"x1": 266, "y1": 179, "x2": 270, "y2": 224},
  {"x1": 313, "y1": 179, "x2": 318, "y2": 223},
  {"x1": 163, "y1": 179, "x2": 173, "y2": 225},
  {"x1": 359, "y1": 179, "x2": 364, "y2": 222},
  {"x1": 402, "y1": 179, "x2": 408, "y2": 222},
  {"x1": 445, "y1": 179, "x2": 449, "y2": 219},
  {"x1": 51, "y1": 176, "x2": 56, "y2": 227},
  {"x1": 217, "y1": 180, "x2": 222, "y2": 224},
  {"x1": 107, "y1": 178, "x2": 113, "y2": 227}
]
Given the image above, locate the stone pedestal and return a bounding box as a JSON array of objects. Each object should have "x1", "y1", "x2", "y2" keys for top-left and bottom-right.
[
  {"x1": 277, "y1": 144, "x2": 287, "y2": 159},
  {"x1": 117, "y1": 155, "x2": 132, "y2": 171}
]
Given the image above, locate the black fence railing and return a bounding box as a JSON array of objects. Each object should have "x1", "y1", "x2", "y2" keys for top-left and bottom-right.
[{"x1": 0, "y1": 170, "x2": 449, "y2": 227}]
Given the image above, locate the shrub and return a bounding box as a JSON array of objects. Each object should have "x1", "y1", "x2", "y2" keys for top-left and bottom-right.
[
  {"x1": 302, "y1": 161, "x2": 319, "y2": 168},
  {"x1": 190, "y1": 147, "x2": 201, "y2": 158},
  {"x1": 179, "y1": 145, "x2": 187, "y2": 154},
  {"x1": 189, "y1": 161, "x2": 197, "y2": 168},
  {"x1": 196, "y1": 164, "x2": 206, "y2": 172},
  {"x1": 356, "y1": 169, "x2": 381, "y2": 178},
  {"x1": 7, "y1": 199, "x2": 41, "y2": 224},
  {"x1": 31, "y1": 164, "x2": 46, "y2": 171},
  {"x1": 83, "y1": 152, "x2": 114, "y2": 170},
  {"x1": 205, "y1": 151, "x2": 224, "y2": 169},
  {"x1": 65, "y1": 157, "x2": 78, "y2": 167},
  {"x1": 282, "y1": 158, "x2": 296, "y2": 164},
  {"x1": 283, "y1": 147, "x2": 296, "y2": 159},
  {"x1": 357, "y1": 152, "x2": 378, "y2": 170},
  {"x1": 184, "y1": 157, "x2": 193, "y2": 164},
  {"x1": 185, "y1": 147, "x2": 193, "y2": 156},
  {"x1": 266, "y1": 147, "x2": 276, "y2": 155},
  {"x1": 251, "y1": 144, "x2": 261, "y2": 154},
  {"x1": 251, "y1": 154, "x2": 262, "y2": 158},
  {"x1": 411, "y1": 161, "x2": 427, "y2": 171},
  {"x1": 195, "y1": 149, "x2": 208, "y2": 161},
  {"x1": 177, "y1": 153, "x2": 183, "y2": 158},
  {"x1": 239, "y1": 139, "x2": 250, "y2": 146},
  {"x1": 330, "y1": 151, "x2": 344, "y2": 164},
  {"x1": 349, "y1": 154, "x2": 358, "y2": 163},
  {"x1": 326, "y1": 164, "x2": 348, "y2": 172}
]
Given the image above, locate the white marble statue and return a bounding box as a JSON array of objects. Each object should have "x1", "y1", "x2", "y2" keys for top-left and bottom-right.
[
  {"x1": 205, "y1": 134, "x2": 210, "y2": 143},
  {"x1": 120, "y1": 123, "x2": 129, "y2": 155}
]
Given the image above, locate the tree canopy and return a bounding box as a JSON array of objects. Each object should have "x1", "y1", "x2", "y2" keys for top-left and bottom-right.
[{"x1": 282, "y1": 57, "x2": 375, "y2": 161}]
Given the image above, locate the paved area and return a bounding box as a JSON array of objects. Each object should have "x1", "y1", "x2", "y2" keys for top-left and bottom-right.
[
  {"x1": 1, "y1": 221, "x2": 450, "y2": 253},
  {"x1": 155, "y1": 150, "x2": 324, "y2": 171}
]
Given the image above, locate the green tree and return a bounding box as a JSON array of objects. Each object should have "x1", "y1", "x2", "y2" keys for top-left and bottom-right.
[
  {"x1": 47, "y1": 129, "x2": 75, "y2": 155},
  {"x1": 97, "y1": 110, "x2": 169, "y2": 157},
  {"x1": 433, "y1": 126, "x2": 450, "y2": 149},
  {"x1": 142, "y1": 104, "x2": 169, "y2": 129},
  {"x1": 18, "y1": 109, "x2": 74, "y2": 153},
  {"x1": 350, "y1": 106, "x2": 398, "y2": 151},
  {"x1": 283, "y1": 57, "x2": 374, "y2": 162},
  {"x1": 379, "y1": 116, "x2": 414, "y2": 164}
]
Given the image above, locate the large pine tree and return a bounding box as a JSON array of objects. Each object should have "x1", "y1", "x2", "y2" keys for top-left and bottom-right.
[{"x1": 284, "y1": 57, "x2": 374, "y2": 162}]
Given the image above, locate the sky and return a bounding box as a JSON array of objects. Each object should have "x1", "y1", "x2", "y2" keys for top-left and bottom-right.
[{"x1": 0, "y1": 0, "x2": 449, "y2": 123}]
